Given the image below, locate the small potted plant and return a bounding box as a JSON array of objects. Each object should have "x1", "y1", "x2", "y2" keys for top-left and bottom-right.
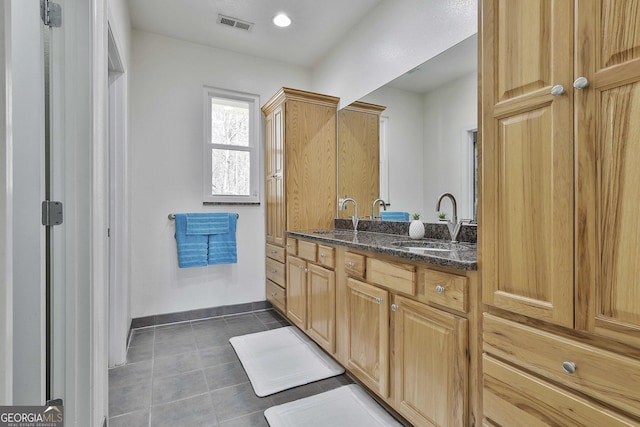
[
  {"x1": 409, "y1": 213, "x2": 425, "y2": 239},
  {"x1": 438, "y1": 211, "x2": 447, "y2": 221}
]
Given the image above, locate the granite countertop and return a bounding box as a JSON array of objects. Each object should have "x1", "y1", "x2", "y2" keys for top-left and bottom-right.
[{"x1": 286, "y1": 229, "x2": 477, "y2": 271}]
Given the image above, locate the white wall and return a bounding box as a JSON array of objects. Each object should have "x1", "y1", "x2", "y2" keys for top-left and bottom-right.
[
  {"x1": 360, "y1": 86, "x2": 424, "y2": 215},
  {"x1": 0, "y1": 0, "x2": 13, "y2": 405},
  {"x1": 422, "y1": 71, "x2": 477, "y2": 222},
  {"x1": 312, "y1": 0, "x2": 477, "y2": 108},
  {"x1": 130, "y1": 31, "x2": 310, "y2": 318}
]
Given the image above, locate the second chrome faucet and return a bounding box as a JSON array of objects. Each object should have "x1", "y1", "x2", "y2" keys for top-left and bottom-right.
[{"x1": 340, "y1": 198, "x2": 359, "y2": 232}]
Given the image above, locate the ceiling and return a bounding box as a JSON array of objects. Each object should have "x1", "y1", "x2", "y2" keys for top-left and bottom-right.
[{"x1": 128, "y1": 0, "x2": 385, "y2": 68}]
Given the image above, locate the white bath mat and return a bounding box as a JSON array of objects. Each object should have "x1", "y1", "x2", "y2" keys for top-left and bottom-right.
[
  {"x1": 229, "y1": 326, "x2": 344, "y2": 397},
  {"x1": 264, "y1": 384, "x2": 403, "y2": 427}
]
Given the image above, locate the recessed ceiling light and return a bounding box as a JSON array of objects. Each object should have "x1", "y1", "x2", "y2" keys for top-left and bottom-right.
[{"x1": 273, "y1": 13, "x2": 291, "y2": 28}]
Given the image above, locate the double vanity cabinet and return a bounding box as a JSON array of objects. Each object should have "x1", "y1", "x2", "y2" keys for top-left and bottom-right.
[{"x1": 272, "y1": 230, "x2": 480, "y2": 427}]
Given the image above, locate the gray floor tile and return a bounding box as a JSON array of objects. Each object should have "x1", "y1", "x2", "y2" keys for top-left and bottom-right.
[
  {"x1": 109, "y1": 382, "x2": 151, "y2": 417},
  {"x1": 109, "y1": 360, "x2": 152, "y2": 390},
  {"x1": 126, "y1": 344, "x2": 154, "y2": 364},
  {"x1": 219, "y1": 410, "x2": 268, "y2": 427},
  {"x1": 154, "y1": 323, "x2": 194, "y2": 343},
  {"x1": 152, "y1": 370, "x2": 208, "y2": 405},
  {"x1": 129, "y1": 329, "x2": 154, "y2": 347},
  {"x1": 191, "y1": 317, "x2": 227, "y2": 331},
  {"x1": 316, "y1": 374, "x2": 355, "y2": 392},
  {"x1": 150, "y1": 393, "x2": 217, "y2": 427},
  {"x1": 253, "y1": 310, "x2": 285, "y2": 324},
  {"x1": 199, "y1": 344, "x2": 238, "y2": 368},
  {"x1": 154, "y1": 351, "x2": 201, "y2": 378},
  {"x1": 193, "y1": 329, "x2": 231, "y2": 350},
  {"x1": 154, "y1": 338, "x2": 198, "y2": 358},
  {"x1": 203, "y1": 361, "x2": 249, "y2": 391},
  {"x1": 108, "y1": 409, "x2": 149, "y2": 427},
  {"x1": 224, "y1": 319, "x2": 267, "y2": 338},
  {"x1": 211, "y1": 383, "x2": 272, "y2": 423},
  {"x1": 269, "y1": 381, "x2": 324, "y2": 405}
]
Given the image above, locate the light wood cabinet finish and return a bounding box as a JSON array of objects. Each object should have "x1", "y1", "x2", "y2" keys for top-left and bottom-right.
[
  {"x1": 285, "y1": 237, "x2": 297, "y2": 255},
  {"x1": 265, "y1": 104, "x2": 285, "y2": 247},
  {"x1": 266, "y1": 280, "x2": 286, "y2": 314},
  {"x1": 297, "y1": 240, "x2": 317, "y2": 263},
  {"x1": 484, "y1": 314, "x2": 640, "y2": 419},
  {"x1": 366, "y1": 258, "x2": 416, "y2": 296},
  {"x1": 306, "y1": 263, "x2": 336, "y2": 353},
  {"x1": 346, "y1": 277, "x2": 389, "y2": 397},
  {"x1": 393, "y1": 295, "x2": 468, "y2": 427},
  {"x1": 266, "y1": 243, "x2": 286, "y2": 263},
  {"x1": 420, "y1": 268, "x2": 468, "y2": 314},
  {"x1": 483, "y1": 356, "x2": 637, "y2": 427},
  {"x1": 575, "y1": 0, "x2": 640, "y2": 348},
  {"x1": 337, "y1": 101, "x2": 386, "y2": 219},
  {"x1": 344, "y1": 251, "x2": 366, "y2": 278},
  {"x1": 481, "y1": 0, "x2": 574, "y2": 327},
  {"x1": 266, "y1": 257, "x2": 285, "y2": 288},
  {"x1": 286, "y1": 255, "x2": 307, "y2": 330},
  {"x1": 316, "y1": 244, "x2": 335, "y2": 269}
]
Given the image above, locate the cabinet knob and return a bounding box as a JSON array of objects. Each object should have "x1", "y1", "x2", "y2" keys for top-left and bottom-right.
[
  {"x1": 550, "y1": 84, "x2": 565, "y2": 96},
  {"x1": 286, "y1": 243, "x2": 291, "y2": 248},
  {"x1": 298, "y1": 264, "x2": 304, "y2": 270},
  {"x1": 304, "y1": 268, "x2": 309, "y2": 273},
  {"x1": 573, "y1": 76, "x2": 590, "y2": 90},
  {"x1": 435, "y1": 285, "x2": 446, "y2": 294},
  {"x1": 272, "y1": 269, "x2": 278, "y2": 274},
  {"x1": 375, "y1": 297, "x2": 383, "y2": 305},
  {"x1": 347, "y1": 261, "x2": 355, "y2": 268},
  {"x1": 562, "y1": 361, "x2": 577, "y2": 374},
  {"x1": 320, "y1": 253, "x2": 326, "y2": 258},
  {"x1": 391, "y1": 304, "x2": 398, "y2": 312}
]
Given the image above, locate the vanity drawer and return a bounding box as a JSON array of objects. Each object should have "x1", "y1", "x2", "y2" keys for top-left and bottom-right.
[
  {"x1": 344, "y1": 252, "x2": 366, "y2": 278},
  {"x1": 421, "y1": 268, "x2": 468, "y2": 313},
  {"x1": 317, "y1": 244, "x2": 335, "y2": 269},
  {"x1": 266, "y1": 257, "x2": 286, "y2": 287},
  {"x1": 266, "y1": 243, "x2": 286, "y2": 263},
  {"x1": 366, "y1": 258, "x2": 416, "y2": 296},
  {"x1": 297, "y1": 240, "x2": 317, "y2": 262},
  {"x1": 286, "y1": 238, "x2": 298, "y2": 255},
  {"x1": 483, "y1": 355, "x2": 637, "y2": 427},
  {"x1": 266, "y1": 280, "x2": 286, "y2": 313},
  {"x1": 484, "y1": 314, "x2": 640, "y2": 419}
]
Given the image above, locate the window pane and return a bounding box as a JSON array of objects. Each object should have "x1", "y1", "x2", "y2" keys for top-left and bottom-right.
[
  {"x1": 211, "y1": 97, "x2": 249, "y2": 147},
  {"x1": 211, "y1": 149, "x2": 250, "y2": 196}
]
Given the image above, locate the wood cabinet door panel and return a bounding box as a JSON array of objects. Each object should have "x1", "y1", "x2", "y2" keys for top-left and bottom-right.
[
  {"x1": 393, "y1": 296, "x2": 468, "y2": 427},
  {"x1": 346, "y1": 278, "x2": 389, "y2": 396},
  {"x1": 306, "y1": 264, "x2": 336, "y2": 354},
  {"x1": 481, "y1": 0, "x2": 574, "y2": 327},
  {"x1": 576, "y1": 0, "x2": 640, "y2": 348},
  {"x1": 286, "y1": 256, "x2": 307, "y2": 329}
]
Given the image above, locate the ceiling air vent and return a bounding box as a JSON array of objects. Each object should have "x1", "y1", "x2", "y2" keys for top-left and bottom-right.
[{"x1": 217, "y1": 14, "x2": 254, "y2": 31}]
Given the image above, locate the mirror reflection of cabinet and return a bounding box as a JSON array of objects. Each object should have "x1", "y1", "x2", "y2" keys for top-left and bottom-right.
[{"x1": 337, "y1": 101, "x2": 386, "y2": 219}]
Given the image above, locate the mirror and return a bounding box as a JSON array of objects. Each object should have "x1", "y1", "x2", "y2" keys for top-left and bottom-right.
[{"x1": 337, "y1": 33, "x2": 478, "y2": 223}]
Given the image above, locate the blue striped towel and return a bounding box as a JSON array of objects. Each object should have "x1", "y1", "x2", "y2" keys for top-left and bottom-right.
[
  {"x1": 174, "y1": 214, "x2": 208, "y2": 268},
  {"x1": 380, "y1": 211, "x2": 410, "y2": 221},
  {"x1": 186, "y1": 213, "x2": 229, "y2": 235},
  {"x1": 208, "y1": 213, "x2": 237, "y2": 265}
]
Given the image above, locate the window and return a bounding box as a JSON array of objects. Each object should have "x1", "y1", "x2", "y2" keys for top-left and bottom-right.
[{"x1": 203, "y1": 87, "x2": 260, "y2": 204}]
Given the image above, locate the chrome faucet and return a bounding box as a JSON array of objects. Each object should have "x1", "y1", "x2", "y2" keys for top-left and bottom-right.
[
  {"x1": 436, "y1": 192, "x2": 463, "y2": 243},
  {"x1": 371, "y1": 198, "x2": 387, "y2": 219},
  {"x1": 340, "y1": 198, "x2": 359, "y2": 232}
]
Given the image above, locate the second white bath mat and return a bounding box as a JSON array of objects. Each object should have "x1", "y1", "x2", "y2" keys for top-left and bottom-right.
[{"x1": 229, "y1": 326, "x2": 344, "y2": 397}]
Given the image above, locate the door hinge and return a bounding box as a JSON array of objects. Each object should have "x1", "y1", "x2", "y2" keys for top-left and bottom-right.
[
  {"x1": 42, "y1": 201, "x2": 63, "y2": 226},
  {"x1": 40, "y1": 0, "x2": 62, "y2": 28}
]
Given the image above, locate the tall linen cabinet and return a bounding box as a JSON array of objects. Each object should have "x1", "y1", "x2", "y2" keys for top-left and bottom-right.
[
  {"x1": 262, "y1": 88, "x2": 339, "y2": 315},
  {"x1": 481, "y1": 1, "x2": 640, "y2": 425}
]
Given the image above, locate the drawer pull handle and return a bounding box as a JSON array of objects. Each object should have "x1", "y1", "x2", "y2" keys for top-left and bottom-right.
[
  {"x1": 391, "y1": 304, "x2": 398, "y2": 312},
  {"x1": 375, "y1": 297, "x2": 383, "y2": 304},
  {"x1": 286, "y1": 244, "x2": 291, "y2": 248},
  {"x1": 347, "y1": 261, "x2": 355, "y2": 268},
  {"x1": 320, "y1": 253, "x2": 326, "y2": 258},
  {"x1": 271, "y1": 270, "x2": 278, "y2": 274},
  {"x1": 304, "y1": 268, "x2": 309, "y2": 273},
  {"x1": 435, "y1": 285, "x2": 446, "y2": 294},
  {"x1": 562, "y1": 361, "x2": 577, "y2": 374}
]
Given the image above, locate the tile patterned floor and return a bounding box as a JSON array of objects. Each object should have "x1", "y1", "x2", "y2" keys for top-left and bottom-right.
[{"x1": 108, "y1": 309, "x2": 354, "y2": 427}]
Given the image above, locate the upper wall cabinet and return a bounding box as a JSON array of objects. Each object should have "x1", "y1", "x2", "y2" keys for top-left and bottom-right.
[
  {"x1": 482, "y1": 0, "x2": 640, "y2": 346},
  {"x1": 481, "y1": 0, "x2": 574, "y2": 327}
]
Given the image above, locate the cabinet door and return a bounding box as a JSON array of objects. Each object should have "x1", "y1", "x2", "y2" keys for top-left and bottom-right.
[
  {"x1": 286, "y1": 256, "x2": 307, "y2": 329},
  {"x1": 346, "y1": 278, "x2": 389, "y2": 396},
  {"x1": 266, "y1": 105, "x2": 285, "y2": 246},
  {"x1": 306, "y1": 264, "x2": 336, "y2": 354},
  {"x1": 481, "y1": 0, "x2": 574, "y2": 327},
  {"x1": 393, "y1": 295, "x2": 468, "y2": 427},
  {"x1": 575, "y1": 1, "x2": 640, "y2": 348}
]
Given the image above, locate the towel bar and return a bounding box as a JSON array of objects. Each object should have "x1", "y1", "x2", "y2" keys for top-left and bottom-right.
[{"x1": 168, "y1": 213, "x2": 239, "y2": 220}]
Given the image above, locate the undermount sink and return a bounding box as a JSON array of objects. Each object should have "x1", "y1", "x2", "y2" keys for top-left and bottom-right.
[{"x1": 390, "y1": 240, "x2": 470, "y2": 253}]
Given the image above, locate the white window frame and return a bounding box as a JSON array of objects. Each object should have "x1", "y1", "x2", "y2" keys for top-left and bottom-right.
[{"x1": 203, "y1": 87, "x2": 260, "y2": 204}]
